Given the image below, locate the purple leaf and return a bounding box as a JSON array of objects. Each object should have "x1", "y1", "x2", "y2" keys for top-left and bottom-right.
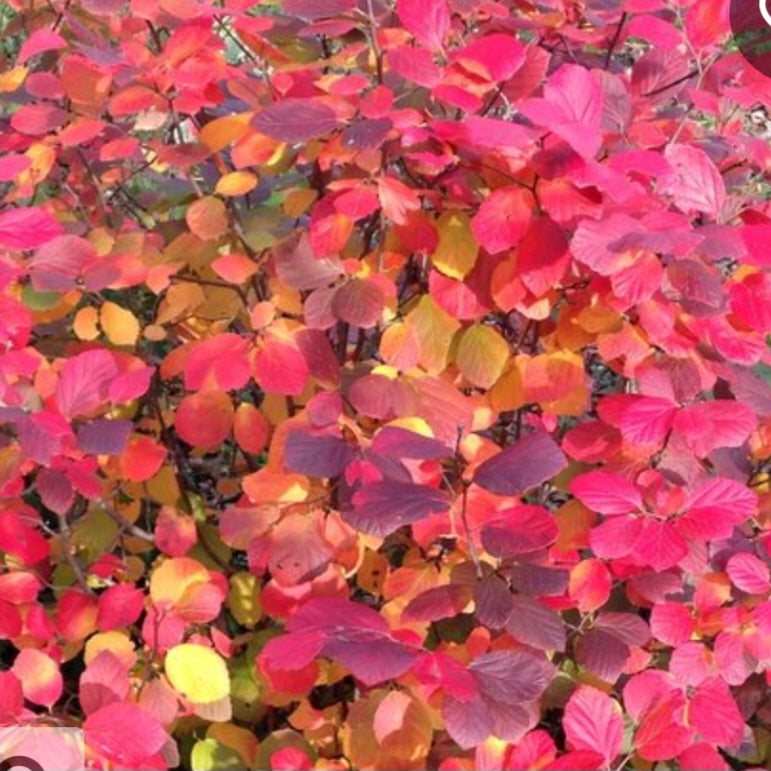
[
  {"x1": 77, "y1": 419, "x2": 132, "y2": 456},
  {"x1": 252, "y1": 99, "x2": 338, "y2": 143},
  {"x1": 470, "y1": 650, "x2": 555, "y2": 704},
  {"x1": 575, "y1": 629, "x2": 629, "y2": 682},
  {"x1": 371, "y1": 426, "x2": 451, "y2": 459},
  {"x1": 505, "y1": 594, "x2": 566, "y2": 652},
  {"x1": 266, "y1": 598, "x2": 417, "y2": 686},
  {"x1": 474, "y1": 573, "x2": 514, "y2": 629},
  {"x1": 442, "y1": 694, "x2": 493, "y2": 750},
  {"x1": 344, "y1": 480, "x2": 449, "y2": 536},
  {"x1": 481, "y1": 505, "x2": 558, "y2": 557},
  {"x1": 402, "y1": 584, "x2": 471, "y2": 622},
  {"x1": 284, "y1": 428, "x2": 355, "y2": 478},
  {"x1": 473, "y1": 430, "x2": 567, "y2": 496}
]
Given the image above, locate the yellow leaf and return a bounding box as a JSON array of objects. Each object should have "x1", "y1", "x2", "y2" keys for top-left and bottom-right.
[
  {"x1": 100, "y1": 301, "x2": 139, "y2": 345},
  {"x1": 455, "y1": 324, "x2": 508, "y2": 389},
  {"x1": 0, "y1": 66, "x2": 27, "y2": 93},
  {"x1": 431, "y1": 212, "x2": 478, "y2": 280},
  {"x1": 73, "y1": 307, "x2": 100, "y2": 341},
  {"x1": 215, "y1": 170, "x2": 258, "y2": 197},
  {"x1": 150, "y1": 556, "x2": 209, "y2": 608},
  {"x1": 405, "y1": 296, "x2": 460, "y2": 374},
  {"x1": 17, "y1": 143, "x2": 55, "y2": 188},
  {"x1": 227, "y1": 572, "x2": 262, "y2": 627},
  {"x1": 165, "y1": 643, "x2": 230, "y2": 704},
  {"x1": 283, "y1": 188, "x2": 318, "y2": 218},
  {"x1": 191, "y1": 739, "x2": 243, "y2": 771}
]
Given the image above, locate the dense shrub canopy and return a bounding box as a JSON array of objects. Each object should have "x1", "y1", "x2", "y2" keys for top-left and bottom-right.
[{"x1": 1, "y1": 0, "x2": 771, "y2": 768}]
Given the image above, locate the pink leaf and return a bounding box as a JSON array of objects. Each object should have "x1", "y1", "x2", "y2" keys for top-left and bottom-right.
[
  {"x1": 564, "y1": 686, "x2": 623, "y2": 763},
  {"x1": 56, "y1": 349, "x2": 118, "y2": 419},
  {"x1": 18, "y1": 29, "x2": 67, "y2": 62},
  {"x1": 660, "y1": 143, "x2": 726, "y2": 218},
  {"x1": 689, "y1": 678, "x2": 743, "y2": 747},
  {"x1": 620, "y1": 397, "x2": 676, "y2": 447},
  {"x1": 726, "y1": 552, "x2": 770, "y2": 594},
  {"x1": 570, "y1": 471, "x2": 642, "y2": 514},
  {"x1": 0, "y1": 207, "x2": 63, "y2": 250},
  {"x1": 84, "y1": 703, "x2": 168, "y2": 769}
]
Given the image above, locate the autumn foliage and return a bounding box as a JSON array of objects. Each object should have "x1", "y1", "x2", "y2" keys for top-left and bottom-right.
[{"x1": 1, "y1": 0, "x2": 771, "y2": 768}]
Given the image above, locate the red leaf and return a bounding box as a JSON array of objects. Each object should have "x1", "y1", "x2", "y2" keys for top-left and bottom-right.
[
  {"x1": 253, "y1": 338, "x2": 309, "y2": 396},
  {"x1": 29, "y1": 234, "x2": 99, "y2": 291},
  {"x1": 634, "y1": 695, "x2": 693, "y2": 761},
  {"x1": 396, "y1": 0, "x2": 451, "y2": 51},
  {"x1": 183, "y1": 333, "x2": 250, "y2": 391},
  {"x1": 516, "y1": 217, "x2": 569, "y2": 296},
  {"x1": 620, "y1": 396, "x2": 676, "y2": 448},
  {"x1": 252, "y1": 99, "x2": 338, "y2": 143},
  {"x1": 471, "y1": 186, "x2": 532, "y2": 254},
  {"x1": 331, "y1": 278, "x2": 384, "y2": 328},
  {"x1": 79, "y1": 651, "x2": 130, "y2": 715},
  {"x1": 520, "y1": 64, "x2": 604, "y2": 158},
  {"x1": 452, "y1": 34, "x2": 525, "y2": 81},
  {"x1": 473, "y1": 430, "x2": 567, "y2": 496}
]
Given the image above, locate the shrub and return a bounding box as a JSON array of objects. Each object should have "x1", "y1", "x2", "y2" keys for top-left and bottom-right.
[{"x1": 0, "y1": 0, "x2": 770, "y2": 768}]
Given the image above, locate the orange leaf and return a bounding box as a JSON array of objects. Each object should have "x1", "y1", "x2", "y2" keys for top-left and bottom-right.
[
  {"x1": 234, "y1": 403, "x2": 271, "y2": 455},
  {"x1": 100, "y1": 301, "x2": 140, "y2": 346},
  {"x1": 215, "y1": 170, "x2": 258, "y2": 197},
  {"x1": 175, "y1": 390, "x2": 234, "y2": 448},
  {"x1": 119, "y1": 435, "x2": 167, "y2": 482},
  {"x1": 186, "y1": 196, "x2": 229, "y2": 241},
  {"x1": 211, "y1": 252, "x2": 257, "y2": 284}
]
